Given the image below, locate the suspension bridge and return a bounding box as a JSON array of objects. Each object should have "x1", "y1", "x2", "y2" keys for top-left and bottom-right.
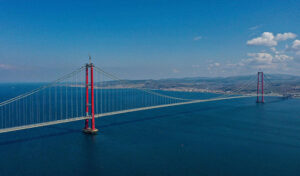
[{"x1": 0, "y1": 58, "x2": 285, "y2": 134}]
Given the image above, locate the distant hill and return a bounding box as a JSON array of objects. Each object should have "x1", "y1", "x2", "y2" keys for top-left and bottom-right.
[{"x1": 110, "y1": 74, "x2": 300, "y2": 97}]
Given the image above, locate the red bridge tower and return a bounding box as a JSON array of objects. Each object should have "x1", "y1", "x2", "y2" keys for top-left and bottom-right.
[
  {"x1": 83, "y1": 56, "x2": 98, "y2": 134},
  {"x1": 256, "y1": 72, "x2": 264, "y2": 103}
]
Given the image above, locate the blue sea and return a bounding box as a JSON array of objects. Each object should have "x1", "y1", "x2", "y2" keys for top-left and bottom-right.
[{"x1": 0, "y1": 83, "x2": 300, "y2": 176}]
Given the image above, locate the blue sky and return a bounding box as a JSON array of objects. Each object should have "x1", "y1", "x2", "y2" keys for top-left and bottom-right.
[{"x1": 1, "y1": 0, "x2": 300, "y2": 82}]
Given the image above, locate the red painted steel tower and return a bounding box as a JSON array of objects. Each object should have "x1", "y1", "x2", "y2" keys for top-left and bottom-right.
[
  {"x1": 83, "y1": 56, "x2": 98, "y2": 134},
  {"x1": 84, "y1": 64, "x2": 89, "y2": 129},
  {"x1": 90, "y1": 63, "x2": 96, "y2": 131},
  {"x1": 256, "y1": 72, "x2": 264, "y2": 103}
]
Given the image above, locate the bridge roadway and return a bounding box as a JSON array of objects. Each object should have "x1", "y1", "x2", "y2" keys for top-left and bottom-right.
[{"x1": 0, "y1": 94, "x2": 279, "y2": 134}]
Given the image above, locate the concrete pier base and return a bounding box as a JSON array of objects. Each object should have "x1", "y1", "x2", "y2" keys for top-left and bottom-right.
[{"x1": 82, "y1": 128, "x2": 98, "y2": 135}]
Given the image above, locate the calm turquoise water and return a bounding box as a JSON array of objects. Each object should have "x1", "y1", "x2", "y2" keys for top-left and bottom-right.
[{"x1": 0, "y1": 84, "x2": 300, "y2": 176}]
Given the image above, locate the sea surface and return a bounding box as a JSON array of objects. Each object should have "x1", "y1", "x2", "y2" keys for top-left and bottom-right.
[{"x1": 0, "y1": 83, "x2": 300, "y2": 176}]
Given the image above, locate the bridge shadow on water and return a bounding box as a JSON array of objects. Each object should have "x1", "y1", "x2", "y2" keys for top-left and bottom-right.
[{"x1": 265, "y1": 97, "x2": 288, "y2": 104}]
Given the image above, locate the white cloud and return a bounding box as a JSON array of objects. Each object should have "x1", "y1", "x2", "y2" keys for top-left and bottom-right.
[
  {"x1": 200, "y1": 50, "x2": 296, "y2": 76},
  {"x1": 275, "y1": 32, "x2": 297, "y2": 41},
  {"x1": 292, "y1": 40, "x2": 300, "y2": 50},
  {"x1": 247, "y1": 32, "x2": 297, "y2": 46},
  {"x1": 172, "y1": 68, "x2": 179, "y2": 73},
  {"x1": 211, "y1": 32, "x2": 299, "y2": 76},
  {"x1": 208, "y1": 62, "x2": 221, "y2": 69},
  {"x1": 270, "y1": 47, "x2": 280, "y2": 54},
  {"x1": 214, "y1": 62, "x2": 220, "y2": 67},
  {"x1": 191, "y1": 32, "x2": 299, "y2": 76},
  {"x1": 0, "y1": 64, "x2": 14, "y2": 70},
  {"x1": 246, "y1": 53, "x2": 273, "y2": 65},
  {"x1": 287, "y1": 40, "x2": 300, "y2": 56},
  {"x1": 207, "y1": 62, "x2": 222, "y2": 73},
  {"x1": 249, "y1": 25, "x2": 261, "y2": 30},
  {"x1": 230, "y1": 52, "x2": 294, "y2": 70},
  {"x1": 193, "y1": 36, "x2": 202, "y2": 41},
  {"x1": 274, "y1": 54, "x2": 293, "y2": 62},
  {"x1": 247, "y1": 32, "x2": 277, "y2": 46}
]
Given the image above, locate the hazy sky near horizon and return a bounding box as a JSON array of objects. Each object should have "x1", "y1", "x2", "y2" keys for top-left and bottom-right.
[{"x1": 1, "y1": 0, "x2": 300, "y2": 82}]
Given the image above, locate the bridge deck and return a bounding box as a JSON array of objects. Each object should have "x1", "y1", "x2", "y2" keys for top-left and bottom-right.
[{"x1": 0, "y1": 95, "x2": 273, "y2": 134}]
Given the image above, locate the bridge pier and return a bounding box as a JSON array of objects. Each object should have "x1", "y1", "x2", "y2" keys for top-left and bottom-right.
[
  {"x1": 82, "y1": 127, "x2": 98, "y2": 134},
  {"x1": 83, "y1": 57, "x2": 98, "y2": 135}
]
